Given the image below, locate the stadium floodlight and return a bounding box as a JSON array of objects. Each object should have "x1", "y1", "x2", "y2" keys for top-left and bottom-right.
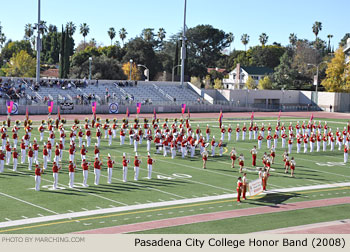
[
  {"x1": 180, "y1": 0, "x2": 187, "y2": 88},
  {"x1": 89, "y1": 57, "x2": 92, "y2": 80},
  {"x1": 137, "y1": 64, "x2": 149, "y2": 81},
  {"x1": 129, "y1": 59, "x2": 133, "y2": 81}
]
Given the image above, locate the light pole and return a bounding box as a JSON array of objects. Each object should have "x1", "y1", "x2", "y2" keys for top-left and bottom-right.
[
  {"x1": 35, "y1": 0, "x2": 41, "y2": 84},
  {"x1": 307, "y1": 61, "x2": 327, "y2": 105},
  {"x1": 180, "y1": 0, "x2": 187, "y2": 88},
  {"x1": 129, "y1": 59, "x2": 133, "y2": 81},
  {"x1": 172, "y1": 64, "x2": 181, "y2": 82},
  {"x1": 89, "y1": 57, "x2": 92, "y2": 80},
  {"x1": 137, "y1": 64, "x2": 149, "y2": 81}
]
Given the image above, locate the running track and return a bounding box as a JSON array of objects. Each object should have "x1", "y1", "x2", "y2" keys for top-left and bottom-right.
[{"x1": 75, "y1": 197, "x2": 350, "y2": 234}]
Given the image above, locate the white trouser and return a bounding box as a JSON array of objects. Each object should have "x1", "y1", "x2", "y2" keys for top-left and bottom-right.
[
  {"x1": 28, "y1": 157, "x2": 33, "y2": 170},
  {"x1": 94, "y1": 169, "x2": 101, "y2": 185},
  {"x1": 254, "y1": 131, "x2": 257, "y2": 139},
  {"x1": 48, "y1": 150, "x2": 51, "y2": 161},
  {"x1": 109, "y1": 135, "x2": 112, "y2": 146},
  {"x1": 120, "y1": 136, "x2": 125, "y2": 145},
  {"x1": 338, "y1": 142, "x2": 342, "y2": 151},
  {"x1": 43, "y1": 155, "x2": 48, "y2": 169},
  {"x1": 13, "y1": 158, "x2": 18, "y2": 171},
  {"x1": 288, "y1": 144, "x2": 292, "y2": 154},
  {"x1": 59, "y1": 150, "x2": 63, "y2": 161},
  {"x1": 282, "y1": 139, "x2": 286, "y2": 148},
  {"x1": 297, "y1": 143, "x2": 301, "y2": 153},
  {"x1": 344, "y1": 153, "x2": 348, "y2": 163},
  {"x1": 164, "y1": 146, "x2": 168, "y2": 156},
  {"x1": 206, "y1": 133, "x2": 210, "y2": 142},
  {"x1": 323, "y1": 141, "x2": 327, "y2": 151},
  {"x1": 104, "y1": 130, "x2": 108, "y2": 139},
  {"x1": 171, "y1": 148, "x2": 176, "y2": 159},
  {"x1": 34, "y1": 150, "x2": 38, "y2": 162},
  {"x1": 40, "y1": 132, "x2": 44, "y2": 141},
  {"x1": 123, "y1": 166, "x2": 128, "y2": 182},
  {"x1": 79, "y1": 137, "x2": 82, "y2": 147},
  {"x1": 134, "y1": 140, "x2": 138, "y2": 152},
  {"x1": 52, "y1": 173, "x2": 58, "y2": 189},
  {"x1": 242, "y1": 131, "x2": 246, "y2": 140},
  {"x1": 50, "y1": 139, "x2": 54, "y2": 147},
  {"x1": 261, "y1": 131, "x2": 265, "y2": 138},
  {"x1": 6, "y1": 151, "x2": 11, "y2": 165},
  {"x1": 83, "y1": 170, "x2": 88, "y2": 186},
  {"x1": 317, "y1": 141, "x2": 321, "y2": 152},
  {"x1": 235, "y1": 132, "x2": 238, "y2": 141},
  {"x1": 147, "y1": 140, "x2": 151, "y2": 152},
  {"x1": 95, "y1": 153, "x2": 99, "y2": 159},
  {"x1": 274, "y1": 139, "x2": 278, "y2": 148},
  {"x1": 87, "y1": 136, "x2": 91, "y2": 147},
  {"x1": 69, "y1": 172, "x2": 75, "y2": 188},
  {"x1": 129, "y1": 136, "x2": 133, "y2": 145},
  {"x1": 97, "y1": 137, "x2": 101, "y2": 147},
  {"x1": 35, "y1": 175, "x2": 41, "y2": 191},
  {"x1": 191, "y1": 146, "x2": 195, "y2": 157},
  {"x1": 54, "y1": 155, "x2": 59, "y2": 164},
  {"x1": 258, "y1": 140, "x2": 262, "y2": 149},
  {"x1": 21, "y1": 150, "x2": 26, "y2": 163},
  {"x1": 211, "y1": 146, "x2": 215, "y2": 156},
  {"x1": 310, "y1": 142, "x2": 314, "y2": 152},
  {"x1": 139, "y1": 136, "x2": 143, "y2": 144},
  {"x1": 81, "y1": 155, "x2": 86, "y2": 161},
  {"x1": 267, "y1": 140, "x2": 271, "y2": 149},
  {"x1": 147, "y1": 164, "x2": 152, "y2": 179},
  {"x1": 13, "y1": 139, "x2": 17, "y2": 148},
  {"x1": 181, "y1": 147, "x2": 186, "y2": 158},
  {"x1": 331, "y1": 142, "x2": 334, "y2": 151},
  {"x1": 134, "y1": 166, "x2": 139, "y2": 181},
  {"x1": 112, "y1": 129, "x2": 116, "y2": 138},
  {"x1": 304, "y1": 143, "x2": 308, "y2": 153},
  {"x1": 219, "y1": 147, "x2": 223, "y2": 156},
  {"x1": 61, "y1": 138, "x2": 65, "y2": 149},
  {"x1": 221, "y1": 133, "x2": 225, "y2": 141},
  {"x1": 0, "y1": 160, "x2": 4, "y2": 173},
  {"x1": 296, "y1": 129, "x2": 299, "y2": 135},
  {"x1": 69, "y1": 154, "x2": 74, "y2": 162},
  {"x1": 107, "y1": 168, "x2": 113, "y2": 184},
  {"x1": 249, "y1": 131, "x2": 252, "y2": 140}
]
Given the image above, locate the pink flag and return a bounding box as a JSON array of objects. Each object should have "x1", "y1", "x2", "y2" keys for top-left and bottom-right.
[
  {"x1": 48, "y1": 101, "x2": 54, "y2": 113},
  {"x1": 136, "y1": 103, "x2": 141, "y2": 114},
  {"x1": 251, "y1": 111, "x2": 254, "y2": 120},
  {"x1": 7, "y1": 101, "x2": 13, "y2": 114},
  {"x1": 91, "y1": 101, "x2": 97, "y2": 115},
  {"x1": 126, "y1": 107, "x2": 130, "y2": 118},
  {"x1": 153, "y1": 108, "x2": 157, "y2": 120},
  {"x1": 181, "y1": 104, "x2": 186, "y2": 114},
  {"x1": 310, "y1": 113, "x2": 314, "y2": 121}
]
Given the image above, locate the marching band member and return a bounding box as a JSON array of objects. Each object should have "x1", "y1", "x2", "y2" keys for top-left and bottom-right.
[
  {"x1": 322, "y1": 133, "x2": 328, "y2": 151},
  {"x1": 236, "y1": 177, "x2": 243, "y2": 202},
  {"x1": 316, "y1": 133, "x2": 321, "y2": 152},
  {"x1": 171, "y1": 140, "x2": 176, "y2": 159},
  {"x1": 242, "y1": 123, "x2": 247, "y2": 141},
  {"x1": 85, "y1": 126, "x2": 91, "y2": 147},
  {"x1": 296, "y1": 134, "x2": 302, "y2": 153},
  {"x1": 108, "y1": 127, "x2": 113, "y2": 146},
  {"x1": 96, "y1": 127, "x2": 102, "y2": 147},
  {"x1": 12, "y1": 147, "x2": 18, "y2": 172},
  {"x1": 250, "y1": 146, "x2": 257, "y2": 168},
  {"x1": 34, "y1": 162, "x2": 43, "y2": 191},
  {"x1": 94, "y1": 157, "x2": 103, "y2": 185},
  {"x1": 189, "y1": 137, "x2": 195, "y2": 157},
  {"x1": 52, "y1": 161, "x2": 61, "y2": 190},
  {"x1": 106, "y1": 154, "x2": 115, "y2": 184},
  {"x1": 262, "y1": 168, "x2": 269, "y2": 191},
  {"x1": 257, "y1": 133, "x2": 263, "y2": 149},
  {"x1": 128, "y1": 127, "x2": 134, "y2": 145},
  {"x1": 103, "y1": 119, "x2": 109, "y2": 139},
  {"x1": 122, "y1": 153, "x2": 130, "y2": 182},
  {"x1": 281, "y1": 131, "x2": 287, "y2": 149},
  {"x1": 284, "y1": 153, "x2": 290, "y2": 173},
  {"x1": 211, "y1": 136, "x2": 216, "y2": 157},
  {"x1": 5, "y1": 140, "x2": 11, "y2": 165},
  {"x1": 270, "y1": 145, "x2": 276, "y2": 164},
  {"x1": 196, "y1": 125, "x2": 201, "y2": 140},
  {"x1": 290, "y1": 157, "x2": 296, "y2": 177},
  {"x1": 303, "y1": 134, "x2": 308, "y2": 153},
  {"x1": 238, "y1": 154, "x2": 244, "y2": 173},
  {"x1": 220, "y1": 126, "x2": 226, "y2": 141},
  {"x1": 310, "y1": 133, "x2": 315, "y2": 153},
  {"x1": 330, "y1": 133, "x2": 335, "y2": 151},
  {"x1": 181, "y1": 138, "x2": 187, "y2": 158},
  {"x1": 20, "y1": 139, "x2": 26, "y2": 164},
  {"x1": 38, "y1": 121, "x2": 45, "y2": 141},
  {"x1": 54, "y1": 144, "x2": 60, "y2": 164},
  {"x1": 295, "y1": 121, "x2": 300, "y2": 135},
  {"x1": 147, "y1": 153, "x2": 154, "y2": 179},
  {"x1": 273, "y1": 131, "x2": 279, "y2": 148},
  {"x1": 242, "y1": 173, "x2": 247, "y2": 200},
  {"x1": 206, "y1": 124, "x2": 210, "y2": 142},
  {"x1": 0, "y1": 150, "x2": 4, "y2": 173},
  {"x1": 46, "y1": 139, "x2": 52, "y2": 162},
  {"x1": 288, "y1": 137, "x2": 293, "y2": 154},
  {"x1": 248, "y1": 123, "x2": 253, "y2": 140},
  {"x1": 133, "y1": 153, "x2": 141, "y2": 181},
  {"x1": 42, "y1": 144, "x2": 48, "y2": 170},
  {"x1": 81, "y1": 143, "x2": 87, "y2": 161},
  {"x1": 235, "y1": 124, "x2": 239, "y2": 141},
  {"x1": 81, "y1": 159, "x2": 90, "y2": 187},
  {"x1": 266, "y1": 133, "x2": 272, "y2": 149},
  {"x1": 112, "y1": 119, "x2": 118, "y2": 138},
  {"x1": 218, "y1": 140, "x2": 223, "y2": 156},
  {"x1": 267, "y1": 123, "x2": 272, "y2": 136},
  {"x1": 27, "y1": 145, "x2": 33, "y2": 170},
  {"x1": 344, "y1": 144, "x2": 349, "y2": 163},
  {"x1": 78, "y1": 127, "x2": 84, "y2": 147},
  {"x1": 202, "y1": 148, "x2": 208, "y2": 169},
  {"x1": 68, "y1": 160, "x2": 76, "y2": 188},
  {"x1": 253, "y1": 123, "x2": 259, "y2": 140},
  {"x1": 120, "y1": 128, "x2": 125, "y2": 145},
  {"x1": 230, "y1": 148, "x2": 237, "y2": 168},
  {"x1": 134, "y1": 133, "x2": 140, "y2": 152}
]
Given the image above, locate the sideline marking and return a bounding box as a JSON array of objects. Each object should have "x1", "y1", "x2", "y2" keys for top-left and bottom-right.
[{"x1": 0, "y1": 183, "x2": 349, "y2": 231}]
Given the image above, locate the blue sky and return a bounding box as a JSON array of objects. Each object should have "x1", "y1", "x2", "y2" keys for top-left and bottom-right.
[{"x1": 1, "y1": 0, "x2": 349, "y2": 50}]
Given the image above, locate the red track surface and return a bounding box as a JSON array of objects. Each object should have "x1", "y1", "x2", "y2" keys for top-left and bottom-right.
[
  {"x1": 74, "y1": 197, "x2": 350, "y2": 234},
  {"x1": 1, "y1": 111, "x2": 349, "y2": 121}
]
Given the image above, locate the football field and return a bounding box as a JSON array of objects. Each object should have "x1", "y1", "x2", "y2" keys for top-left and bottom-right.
[{"x1": 0, "y1": 113, "x2": 349, "y2": 234}]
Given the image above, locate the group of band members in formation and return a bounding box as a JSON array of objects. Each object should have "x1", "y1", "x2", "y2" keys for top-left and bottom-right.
[{"x1": 0, "y1": 116, "x2": 348, "y2": 193}]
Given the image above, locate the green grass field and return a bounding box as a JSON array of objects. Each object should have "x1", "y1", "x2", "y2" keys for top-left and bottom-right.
[{"x1": 0, "y1": 116, "x2": 349, "y2": 234}]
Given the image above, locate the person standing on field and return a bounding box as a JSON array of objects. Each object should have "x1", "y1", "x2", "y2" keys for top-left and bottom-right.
[
  {"x1": 27, "y1": 145, "x2": 33, "y2": 170},
  {"x1": 236, "y1": 177, "x2": 243, "y2": 203},
  {"x1": 238, "y1": 154, "x2": 244, "y2": 173},
  {"x1": 34, "y1": 163, "x2": 44, "y2": 191},
  {"x1": 12, "y1": 147, "x2": 18, "y2": 172},
  {"x1": 344, "y1": 144, "x2": 349, "y2": 163},
  {"x1": 52, "y1": 162, "x2": 61, "y2": 190},
  {"x1": 242, "y1": 173, "x2": 248, "y2": 200},
  {"x1": 133, "y1": 153, "x2": 141, "y2": 181},
  {"x1": 250, "y1": 146, "x2": 257, "y2": 168},
  {"x1": 202, "y1": 148, "x2": 208, "y2": 169},
  {"x1": 290, "y1": 157, "x2": 296, "y2": 177},
  {"x1": 122, "y1": 153, "x2": 130, "y2": 182},
  {"x1": 107, "y1": 154, "x2": 115, "y2": 184},
  {"x1": 93, "y1": 157, "x2": 102, "y2": 185},
  {"x1": 68, "y1": 160, "x2": 76, "y2": 188},
  {"x1": 230, "y1": 148, "x2": 237, "y2": 168}
]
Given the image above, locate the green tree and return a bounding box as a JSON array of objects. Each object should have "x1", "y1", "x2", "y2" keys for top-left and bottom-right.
[
  {"x1": 119, "y1": 28, "x2": 127, "y2": 47},
  {"x1": 259, "y1": 33, "x2": 268, "y2": 46},
  {"x1": 24, "y1": 24, "x2": 34, "y2": 40},
  {"x1": 321, "y1": 48, "x2": 350, "y2": 92},
  {"x1": 0, "y1": 22, "x2": 6, "y2": 49},
  {"x1": 3, "y1": 50, "x2": 36, "y2": 77},
  {"x1": 289, "y1": 33, "x2": 297, "y2": 46},
  {"x1": 339, "y1": 33, "x2": 350, "y2": 47},
  {"x1": 248, "y1": 45, "x2": 285, "y2": 69},
  {"x1": 80, "y1": 23, "x2": 90, "y2": 48},
  {"x1": 63, "y1": 28, "x2": 70, "y2": 77},
  {"x1": 214, "y1": 78, "x2": 223, "y2": 89},
  {"x1": 59, "y1": 25, "x2": 65, "y2": 78},
  {"x1": 245, "y1": 76, "x2": 256, "y2": 89},
  {"x1": 0, "y1": 40, "x2": 33, "y2": 61},
  {"x1": 272, "y1": 49, "x2": 299, "y2": 89},
  {"x1": 312, "y1": 21, "x2": 322, "y2": 39},
  {"x1": 241, "y1": 34, "x2": 249, "y2": 51},
  {"x1": 142, "y1": 28, "x2": 155, "y2": 42},
  {"x1": 227, "y1": 32, "x2": 234, "y2": 52},
  {"x1": 327, "y1": 34, "x2": 333, "y2": 52},
  {"x1": 157, "y1": 28, "x2": 166, "y2": 43},
  {"x1": 66, "y1": 22, "x2": 76, "y2": 36},
  {"x1": 258, "y1": 76, "x2": 273, "y2": 89},
  {"x1": 108, "y1": 27, "x2": 116, "y2": 46}
]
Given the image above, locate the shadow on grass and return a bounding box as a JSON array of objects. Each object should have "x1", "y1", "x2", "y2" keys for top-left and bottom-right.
[{"x1": 246, "y1": 192, "x2": 302, "y2": 207}]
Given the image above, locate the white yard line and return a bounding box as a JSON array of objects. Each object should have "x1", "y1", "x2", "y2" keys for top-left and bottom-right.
[{"x1": 1, "y1": 182, "x2": 349, "y2": 229}]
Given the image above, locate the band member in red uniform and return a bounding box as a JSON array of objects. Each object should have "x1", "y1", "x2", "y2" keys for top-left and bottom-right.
[
  {"x1": 236, "y1": 177, "x2": 243, "y2": 202},
  {"x1": 250, "y1": 146, "x2": 257, "y2": 168},
  {"x1": 238, "y1": 154, "x2": 244, "y2": 173},
  {"x1": 262, "y1": 168, "x2": 269, "y2": 191},
  {"x1": 230, "y1": 148, "x2": 237, "y2": 168},
  {"x1": 242, "y1": 173, "x2": 247, "y2": 200},
  {"x1": 290, "y1": 157, "x2": 296, "y2": 177},
  {"x1": 52, "y1": 162, "x2": 61, "y2": 190}
]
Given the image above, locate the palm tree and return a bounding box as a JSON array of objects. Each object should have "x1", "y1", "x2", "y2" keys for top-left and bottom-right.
[
  {"x1": 312, "y1": 21, "x2": 322, "y2": 39},
  {"x1": 119, "y1": 28, "x2": 127, "y2": 47},
  {"x1": 108, "y1": 27, "x2": 116, "y2": 46},
  {"x1": 259, "y1": 33, "x2": 268, "y2": 46},
  {"x1": 157, "y1": 28, "x2": 166, "y2": 42},
  {"x1": 142, "y1": 28, "x2": 154, "y2": 42},
  {"x1": 327, "y1": 34, "x2": 333, "y2": 52},
  {"x1": 0, "y1": 33, "x2": 6, "y2": 49},
  {"x1": 227, "y1": 32, "x2": 234, "y2": 52},
  {"x1": 80, "y1": 23, "x2": 90, "y2": 48},
  {"x1": 24, "y1": 23, "x2": 34, "y2": 40},
  {"x1": 289, "y1": 33, "x2": 297, "y2": 46},
  {"x1": 241, "y1": 34, "x2": 250, "y2": 51},
  {"x1": 66, "y1": 22, "x2": 76, "y2": 37},
  {"x1": 38, "y1": 21, "x2": 48, "y2": 34}
]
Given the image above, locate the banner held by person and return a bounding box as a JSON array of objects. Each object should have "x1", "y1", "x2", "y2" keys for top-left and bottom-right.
[{"x1": 248, "y1": 178, "x2": 263, "y2": 197}]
